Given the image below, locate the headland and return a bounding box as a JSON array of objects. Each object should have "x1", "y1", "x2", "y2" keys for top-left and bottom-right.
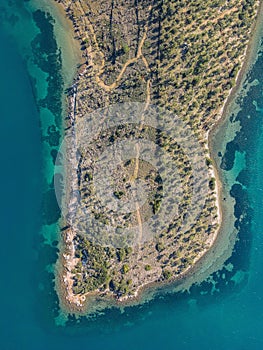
[{"x1": 51, "y1": 0, "x2": 261, "y2": 314}]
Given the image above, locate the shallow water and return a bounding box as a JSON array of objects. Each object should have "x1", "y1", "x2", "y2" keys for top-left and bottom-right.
[{"x1": 1, "y1": 1, "x2": 263, "y2": 349}]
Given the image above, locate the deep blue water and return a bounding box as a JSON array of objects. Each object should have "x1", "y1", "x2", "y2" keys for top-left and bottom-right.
[{"x1": 1, "y1": 1, "x2": 263, "y2": 349}]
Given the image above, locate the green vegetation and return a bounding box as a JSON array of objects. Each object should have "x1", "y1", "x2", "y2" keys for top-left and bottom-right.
[
  {"x1": 209, "y1": 178, "x2": 216, "y2": 191},
  {"x1": 122, "y1": 264, "x2": 129, "y2": 274},
  {"x1": 162, "y1": 269, "x2": 173, "y2": 280},
  {"x1": 116, "y1": 247, "x2": 130, "y2": 262},
  {"x1": 156, "y1": 242, "x2": 165, "y2": 253},
  {"x1": 145, "y1": 264, "x2": 152, "y2": 271},
  {"x1": 114, "y1": 190, "x2": 124, "y2": 199},
  {"x1": 206, "y1": 158, "x2": 213, "y2": 167},
  {"x1": 56, "y1": 0, "x2": 259, "y2": 304}
]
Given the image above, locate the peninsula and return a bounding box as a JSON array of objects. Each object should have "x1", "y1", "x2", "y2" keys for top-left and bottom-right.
[{"x1": 54, "y1": 0, "x2": 260, "y2": 314}]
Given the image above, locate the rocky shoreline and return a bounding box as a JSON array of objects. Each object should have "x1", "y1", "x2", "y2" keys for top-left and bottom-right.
[{"x1": 52, "y1": 0, "x2": 261, "y2": 315}]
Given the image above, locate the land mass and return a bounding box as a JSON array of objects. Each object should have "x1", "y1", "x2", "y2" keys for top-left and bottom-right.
[{"x1": 53, "y1": 0, "x2": 260, "y2": 314}]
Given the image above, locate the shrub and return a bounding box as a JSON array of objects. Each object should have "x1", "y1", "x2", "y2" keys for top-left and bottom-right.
[
  {"x1": 162, "y1": 269, "x2": 173, "y2": 280},
  {"x1": 122, "y1": 264, "x2": 129, "y2": 274},
  {"x1": 206, "y1": 157, "x2": 212, "y2": 167},
  {"x1": 156, "y1": 242, "x2": 165, "y2": 252},
  {"x1": 209, "y1": 177, "x2": 216, "y2": 191},
  {"x1": 145, "y1": 264, "x2": 152, "y2": 271}
]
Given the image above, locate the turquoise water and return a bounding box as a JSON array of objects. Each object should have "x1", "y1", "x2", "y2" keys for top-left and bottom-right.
[{"x1": 1, "y1": 1, "x2": 263, "y2": 349}]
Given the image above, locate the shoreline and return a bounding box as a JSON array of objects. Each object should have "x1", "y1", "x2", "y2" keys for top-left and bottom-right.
[
  {"x1": 167, "y1": 0, "x2": 263, "y2": 296},
  {"x1": 183, "y1": 0, "x2": 263, "y2": 291},
  {"x1": 31, "y1": 0, "x2": 82, "y2": 88},
  {"x1": 51, "y1": 0, "x2": 263, "y2": 315}
]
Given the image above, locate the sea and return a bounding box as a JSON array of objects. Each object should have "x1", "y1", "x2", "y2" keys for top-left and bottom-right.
[{"x1": 0, "y1": 1, "x2": 263, "y2": 349}]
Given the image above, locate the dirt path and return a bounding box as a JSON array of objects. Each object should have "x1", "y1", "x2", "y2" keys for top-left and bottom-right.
[
  {"x1": 76, "y1": 2, "x2": 153, "y2": 244},
  {"x1": 77, "y1": 1, "x2": 152, "y2": 93},
  {"x1": 62, "y1": 1, "x2": 153, "y2": 257}
]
